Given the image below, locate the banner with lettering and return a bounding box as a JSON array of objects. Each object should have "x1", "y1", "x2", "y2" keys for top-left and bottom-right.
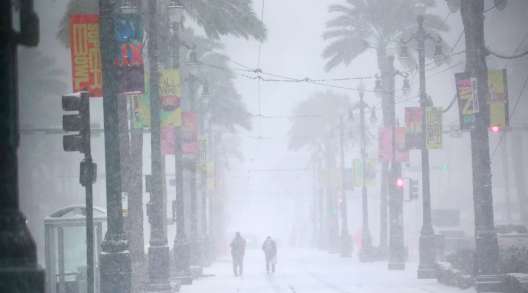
[
  {"x1": 488, "y1": 69, "x2": 509, "y2": 128},
  {"x1": 114, "y1": 13, "x2": 145, "y2": 94},
  {"x1": 455, "y1": 72, "x2": 478, "y2": 130},
  {"x1": 405, "y1": 107, "x2": 423, "y2": 149},
  {"x1": 378, "y1": 127, "x2": 409, "y2": 162},
  {"x1": 131, "y1": 71, "x2": 182, "y2": 129},
  {"x1": 70, "y1": 15, "x2": 102, "y2": 97},
  {"x1": 425, "y1": 107, "x2": 442, "y2": 149},
  {"x1": 182, "y1": 112, "x2": 198, "y2": 155}
]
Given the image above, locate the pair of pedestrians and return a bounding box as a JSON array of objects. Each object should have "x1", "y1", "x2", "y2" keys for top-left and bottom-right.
[{"x1": 230, "y1": 233, "x2": 278, "y2": 276}]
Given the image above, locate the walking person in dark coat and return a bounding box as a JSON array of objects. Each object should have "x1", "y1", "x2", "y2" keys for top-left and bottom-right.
[
  {"x1": 230, "y1": 232, "x2": 246, "y2": 276},
  {"x1": 262, "y1": 236, "x2": 277, "y2": 274}
]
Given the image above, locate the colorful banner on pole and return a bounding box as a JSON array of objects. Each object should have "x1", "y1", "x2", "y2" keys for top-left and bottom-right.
[
  {"x1": 425, "y1": 107, "x2": 442, "y2": 149},
  {"x1": 161, "y1": 127, "x2": 175, "y2": 155},
  {"x1": 69, "y1": 15, "x2": 102, "y2": 97},
  {"x1": 207, "y1": 161, "x2": 216, "y2": 191},
  {"x1": 182, "y1": 112, "x2": 198, "y2": 155},
  {"x1": 488, "y1": 69, "x2": 509, "y2": 128},
  {"x1": 114, "y1": 13, "x2": 145, "y2": 94},
  {"x1": 378, "y1": 127, "x2": 409, "y2": 162},
  {"x1": 455, "y1": 72, "x2": 479, "y2": 130},
  {"x1": 488, "y1": 69, "x2": 508, "y2": 101},
  {"x1": 405, "y1": 107, "x2": 423, "y2": 149},
  {"x1": 131, "y1": 71, "x2": 182, "y2": 129},
  {"x1": 160, "y1": 69, "x2": 182, "y2": 127},
  {"x1": 349, "y1": 159, "x2": 376, "y2": 188}
]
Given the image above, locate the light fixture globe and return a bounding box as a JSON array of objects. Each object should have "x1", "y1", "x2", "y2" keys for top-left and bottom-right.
[
  {"x1": 120, "y1": 0, "x2": 138, "y2": 14},
  {"x1": 414, "y1": 1, "x2": 427, "y2": 16},
  {"x1": 402, "y1": 77, "x2": 411, "y2": 96},
  {"x1": 168, "y1": 0, "x2": 184, "y2": 24}
]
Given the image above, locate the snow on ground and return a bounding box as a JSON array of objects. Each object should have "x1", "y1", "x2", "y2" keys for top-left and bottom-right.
[{"x1": 183, "y1": 248, "x2": 476, "y2": 293}]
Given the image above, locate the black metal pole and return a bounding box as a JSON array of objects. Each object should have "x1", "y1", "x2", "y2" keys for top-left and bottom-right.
[
  {"x1": 386, "y1": 56, "x2": 405, "y2": 271},
  {"x1": 358, "y1": 91, "x2": 373, "y2": 261},
  {"x1": 460, "y1": 1, "x2": 500, "y2": 291},
  {"x1": 98, "y1": 1, "x2": 132, "y2": 292},
  {"x1": 146, "y1": 0, "x2": 171, "y2": 291},
  {"x1": 416, "y1": 15, "x2": 436, "y2": 279},
  {"x1": 81, "y1": 91, "x2": 95, "y2": 293},
  {"x1": 338, "y1": 116, "x2": 351, "y2": 257},
  {"x1": 0, "y1": 1, "x2": 45, "y2": 292}
]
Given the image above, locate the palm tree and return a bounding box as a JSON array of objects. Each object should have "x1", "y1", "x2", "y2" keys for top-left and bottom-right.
[
  {"x1": 57, "y1": 0, "x2": 266, "y2": 47},
  {"x1": 322, "y1": 0, "x2": 449, "y2": 249},
  {"x1": 181, "y1": 29, "x2": 251, "y2": 133},
  {"x1": 288, "y1": 91, "x2": 351, "y2": 252}
]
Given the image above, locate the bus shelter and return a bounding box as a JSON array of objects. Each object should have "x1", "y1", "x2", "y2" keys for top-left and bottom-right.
[{"x1": 44, "y1": 206, "x2": 106, "y2": 293}]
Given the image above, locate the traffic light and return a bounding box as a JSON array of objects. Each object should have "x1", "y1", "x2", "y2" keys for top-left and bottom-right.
[
  {"x1": 490, "y1": 126, "x2": 501, "y2": 133},
  {"x1": 395, "y1": 177, "x2": 405, "y2": 188},
  {"x1": 409, "y1": 179, "x2": 419, "y2": 200},
  {"x1": 62, "y1": 91, "x2": 90, "y2": 153}
]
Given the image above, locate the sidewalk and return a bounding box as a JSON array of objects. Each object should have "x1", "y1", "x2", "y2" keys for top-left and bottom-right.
[{"x1": 182, "y1": 248, "x2": 476, "y2": 293}]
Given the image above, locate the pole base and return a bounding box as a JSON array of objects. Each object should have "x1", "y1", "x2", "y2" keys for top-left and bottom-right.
[
  {"x1": 417, "y1": 267, "x2": 437, "y2": 279},
  {"x1": 147, "y1": 244, "x2": 171, "y2": 293},
  {"x1": 100, "y1": 249, "x2": 132, "y2": 293},
  {"x1": 0, "y1": 211, "x2": 45, "y2": 293},
  {"x1": 173, "y1": 237, "x2": 191, "y2": 280},
  {"x1": 340, "y1": 233, "x2": 353, "y2": 257},
  {"x1": 0, "y1": 266, "x2": 45, "y2": 293},
  {"x1": 388, "y1": 262, "x2": 406, "y2": 270},
  {"x1": 359, "y1": 246, "x2": 383, "y2": 262},
  {"x1": 417, "y1": 231, "x2": 437, "y2": 279},
  {"x1": 476, "y1": 274, "x2": 502, "y2": 293}
]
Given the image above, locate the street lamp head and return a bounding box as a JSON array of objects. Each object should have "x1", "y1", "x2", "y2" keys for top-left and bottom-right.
[
  {"x1": 369, "y1": 107, "x2": 378, "y2": 124},
  {"x1": 348, "y1": 107, "x2": 355, "y2": 121},
  {"x1": 494, "y1": 0, "x2": 508, "y2": 11},
  {"x1": 357, "y1": 80, "x2": 366, "y2": 95},
  {"x1": 201, "y1": 81, "x2": 211, "y2": 99},
  {"x1": 433, "y1": 42, "x2": 444, "y2": 65},
  {"x1": 120, "y1": 0, "x2": 138, "y2": 14},
  {"x1": 374, "y1": 75, "x2": 383, "y2": 94},
  {"x1": 402, "y1": 77, "x2": 411, "y2": 95},
  {"x1": 399, "y1": 42, "x2": 409, "y2": 60},
  {"x1": 414, "y1": 1, "x2": 427, "y2": 17},
  {"x1": 168, "y1": 0, "x2": 185, "y2": 24}
]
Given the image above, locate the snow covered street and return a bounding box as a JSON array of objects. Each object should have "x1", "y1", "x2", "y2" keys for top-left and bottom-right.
[{"x1": 184, "y1": 249, "x2": 475, "y2": 293}]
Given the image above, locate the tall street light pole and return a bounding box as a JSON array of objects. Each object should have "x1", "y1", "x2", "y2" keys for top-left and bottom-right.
[
  {"x1": 0, "y1": 1, "x2": 45, "y2": 292},
  {"x1": 98, "y1": 1, "x2": 132, "y2": 293},
  {"x1": 338, "y1": 116, "x2": 351, "y2": 257},
  {"x1": 416, "y1": 12, "x2": 436, "y2": 279},
  {"x1": 357, "y1": 83, "x2": 374, "y2": 262},
  {"x1": 146, "y1": 0, "x2": 171, "y2": 291},
  {"x1": 400, "y1": 3, "x2": 443, "y2": 277},
  {"x1": 168, "y1": 0, "x2": 192, "y2": 284}
]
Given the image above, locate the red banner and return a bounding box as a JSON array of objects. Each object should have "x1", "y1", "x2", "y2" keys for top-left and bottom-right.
[
  {"x1": 161, "y1": 127, "x2": 175, "y2": 155},
  {"x1": 70, "y1": 15, "x2": 102, "y2": 97},
  {"x1": 405, "y1": 107, "x2": 423, "y2": 149},
  {"x1": 182, "y1": 112, "x2": 199, "y2": 155},
  {"x1": 378, "y1": 127, "x2": 409, "y2": 162}
]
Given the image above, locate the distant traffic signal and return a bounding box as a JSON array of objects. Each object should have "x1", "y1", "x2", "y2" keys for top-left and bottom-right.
[
  {"x1": 409, "y1": 179, "x2": 419, "y2": 200},
  {"x1": 62, "y1": 91, "x2": 90, "y2": 153},
  {"x1": 395, "y1": 177, "x2": 405, "y2": 188},
  {"x1": 490, "y1": 126, "x2": 501, "y2": 133}
]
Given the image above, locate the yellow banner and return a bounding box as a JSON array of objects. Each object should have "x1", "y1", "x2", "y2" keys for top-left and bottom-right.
[{"x1": 426, "y1": 107, "x2": 442, "y2": 149}]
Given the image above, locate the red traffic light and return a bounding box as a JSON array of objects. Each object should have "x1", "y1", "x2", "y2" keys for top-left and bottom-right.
[
  {"x1": 490, "y1": 126, "x2": 501, "y2": 133},
  {"x1": 395, "y1": 178, "x2": 405, "y2": 188}
]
